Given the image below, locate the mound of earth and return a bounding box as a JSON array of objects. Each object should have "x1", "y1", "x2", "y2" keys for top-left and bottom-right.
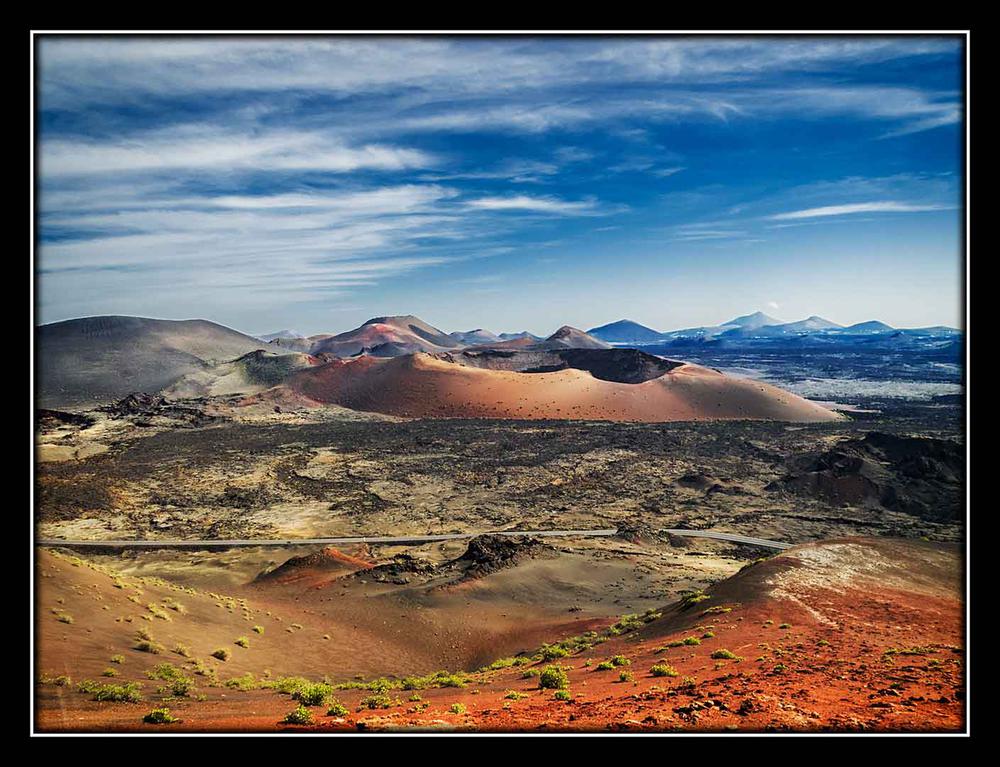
[
  {"x1": 354, "y1": 554, "x2": 438, "y2": 585},
  {"x1": 254, "y1": 546, "x2": 373, "y2": 585},
  {"x1": 455, "y1": 535, "x2": 555, "y2": 579},
  {"x1": 37, "y1": 409, "x2": 97, "y2": 431},
  {"x1": 614, "y1": 519, "x2": 660, "y2": 544},
  {"x1": 164, "y1": 350, "x2": 320, "y2": 398},
  {"x1": 37, "y1": 316, "x2": 268, "y2": 409},
  {"x1": 97, "y1": 392, "x2": 219, "y2": 428},
  {"x1": 310, "y1": 315, "x2": 460, "y2": 357},
  {"x1": 280, "y1": 352, "x2": 840, "y2": 423},
  {"x1": 538, "y1": 325, "x2": 612, "y2": 350},
  {"x1": 768, "y1": 432, "x2": 963, "y2": 521}
]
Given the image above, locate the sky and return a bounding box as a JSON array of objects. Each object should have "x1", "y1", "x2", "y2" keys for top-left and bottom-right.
[{"x1": 36, "y1": 35, "x2": 965, "y2": 336}]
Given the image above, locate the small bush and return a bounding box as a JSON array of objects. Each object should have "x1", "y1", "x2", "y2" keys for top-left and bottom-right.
[
  {"x1": 135, "y1": 640, "x2": 164, "y2": 654},
  {"x1": 292, "y1": 683, "x2": 333, "y2": 707},
  {"x1": 101, "y1": 668, "x2": 118, "y2": 677},
  {"x1": 211, "y1": 648, "x2": 230, "y2": 661},
  {"x1": 282, "y1": 705, "x2": 314, "y2": 725},
  {"x1": 651, "y1": 663, "x2": 678, "y2": 678},
  {"x1": 595, "y1": 661, "x2": 614, "y2": 671},
  {"x1": 252, "y1": 625, "x2": 264, "y2": 634},
  {"x1": 618, "y1": 670, "x2": 634, "y2": 683},
  {"x1": 110, "y1": 655, "x2": 125, "y2": 665},
  {"x1": 610, "y1": 655, "x2": 630, "y2": 667},
  {"x1": 538, "y1": 644, "x2": 570, "y2": 660},
  {"x1": 93, "y1": 681, "x2": 143, "y2": 703},
  {"x1": 504, "y1": 690, "x2": 528, "y2": 700},
  {"x1": 710, "y1": 649, "x2": 741, "y2": 660},
  {"x1": 326, "y1": 701, "x2": 349, "y2": 717},
  {"x1": 234, "y1": 636, "x2": 250, "y2": 648},
  {"x1": 553, "y1": 689, "x2": 572, "y2": 701},
  {"x1": 449, "y1": 703, "x2": 467, "y2": 714},
  {"x1": 360, "y1": 692, "x2": 396, "y2": 710},
  {"x1": 680, "y1": 591, "x2": 710, "y2": 610},
  {"x1": 143, "y1": 708, "x2": 177, "y2": 724},
  {"x1": 172, "y1": 644, "x2": 191, "y2": 658},
  {"x1": 538, "y1": 665, "x2": 569, "y2": 690},
  {"x1": 225, "y1": 673, "x2": 259, "y2": 691}
]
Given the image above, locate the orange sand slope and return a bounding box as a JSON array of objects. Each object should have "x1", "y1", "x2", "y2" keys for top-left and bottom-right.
[
  {"x1": 281, "y1": 353, "x2": 841, "y2": 422},
  {"x1": 35, "y1": 537, "x2": 964, "y2": 733}
]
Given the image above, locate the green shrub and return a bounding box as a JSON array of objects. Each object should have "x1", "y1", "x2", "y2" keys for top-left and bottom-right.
[
  {"x1": 234, "y1": 636, "x2": 250, "y2": 648},
  {"x1": 360, "y1": 692, "x2": 397, "y2": 710},
  {"x1": 680, "y1": 591, "x2": 710, "y2": 610},
  {"x1": 211, "y1": 648, "x2": 230, "y2": 661},
  {"x1": 225, "y1": 673, "x2": 259, "y2": 691},
  {"x1": 252, "y1": 625, "x2": 264, "y2": 634},
  {"x1": 610, "y1": 655, "x2": 630, "y2": 667},
  {"x1": 326, "y1": 701, "x2": 349, "y2": 717},
  {"x1": 538, "y1": 665, "x2": 569, "y2": 690},
  {"x1": 595, "y1": 661, "x2": 614, "y2": 671},
  {"x1": 538, "y1": 644, "x2": 570, "y2": 660},
  {"x1": 93, "y1": 681, "x2": 143, "y2": 703},
  {"x1": 101, "y1": 668, "x2": 118, "y2": 677},
  {"x1": 110, "y1": 655, "x2": 125, "y2": 665},
  {"x1": 282, "y1": 705, "x2": 314, "y2": 725},
  {"x1": 135, "y1": 640, "x2": 164, "y2": 654},
  {"x1": 449, "y1": 703, "x2": 467, "y2": 714},
  {"x1": 618, "y1": 670, "x2": 634, "y2": 683},
  {"x1": 504, "y1": 690, "x2": 528, "y2": 700},
  {"x1": 650, "y1": 663, "x2": 678, "y2": 678},
  {"x1": 292, "y1": 683, "x2": 333, "y2": 707},
  {"x1": 553, "y1": 689, "x2": 572, "y2": 701},
  {"x1": 143, "y1": 708, "x2": 177, "y2": 724},
  {"x1": 710, "y1": 649, "x2": 741, "y2": 660}
]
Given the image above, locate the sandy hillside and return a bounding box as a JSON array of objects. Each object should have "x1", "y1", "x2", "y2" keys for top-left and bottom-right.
[
  {"x1": 35, "y1": 537, "x2": 963, "y2": 732},
  {"x1": 281, "y1": 353, "x2": 841, "y2": 422},
  {"x1": 310, "y1": 315, "x2": 460, "y2": 357},
  {"x1": 37, "y1": 316, "x2": 269, "y2": 409}
]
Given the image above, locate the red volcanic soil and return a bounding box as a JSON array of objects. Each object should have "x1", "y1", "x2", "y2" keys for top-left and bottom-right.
[
  {"x1": 280, "y1": 353, "x2": 841, "y2": 423},
  {"x1": 35, "y1": 538, "x2": 963, "y2": 733}
]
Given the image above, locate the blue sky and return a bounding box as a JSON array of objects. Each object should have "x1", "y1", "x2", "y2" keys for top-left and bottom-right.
[{"x1": 36, "y1": 36, "x2": 964, "y2": 335}]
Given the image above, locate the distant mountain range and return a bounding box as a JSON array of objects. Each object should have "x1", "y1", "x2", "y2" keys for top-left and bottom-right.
[
  {"x1": 586, "y1": 312, "x2": 960, "y2": 344},
  {"x1": 36, "y1": 311, "x2": 962, "y2": 409}
]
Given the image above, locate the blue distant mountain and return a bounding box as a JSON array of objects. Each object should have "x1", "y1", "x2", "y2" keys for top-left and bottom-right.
[
  {"x1": 587, "y1": 319, "x2": 664, "y2": 344},
  {"x1": 839, "y1": 320, "x2": 895, "y2": 334},
  {"x1": 721, "y1": 311, "x2": 784, "y2": 329}
]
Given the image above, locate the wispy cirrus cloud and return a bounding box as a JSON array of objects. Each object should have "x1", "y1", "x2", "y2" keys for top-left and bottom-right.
[
  {"x1": 464, "y1": 194, "x2": 612, "y2": 216},
  {"x1": 41, "y1": 126, "x2": 434, "y2": 177},
  {"x1": 770, "y1": 200, "x2": 953, "y2": 221},
  {"x1": 35, "y1": 36, "x2": 964, "y2": 331}
]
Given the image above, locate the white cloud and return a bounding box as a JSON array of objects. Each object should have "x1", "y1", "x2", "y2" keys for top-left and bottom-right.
[
  {"x1": 41, "y1": 126, "x2": 434, "y2": 177},
  {"x1": 464, "y1": 194, "x2": 608, "y2": 215},
  {"x1": 770, "y1": 201, "x2": 951, "y2": 220}
]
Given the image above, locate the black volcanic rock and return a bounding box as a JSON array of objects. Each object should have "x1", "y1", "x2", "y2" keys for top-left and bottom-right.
[
  {"x1": 768, "y1": 432, "x2": 963, "y2": 521},
  {"x1": 456, "y1": 534, "x2": 554, "y2": 578}
]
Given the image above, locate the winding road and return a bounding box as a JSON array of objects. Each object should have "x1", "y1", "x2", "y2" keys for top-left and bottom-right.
[{"x1": 36, "y1": 528, "x2": 791, "y2": 551}]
